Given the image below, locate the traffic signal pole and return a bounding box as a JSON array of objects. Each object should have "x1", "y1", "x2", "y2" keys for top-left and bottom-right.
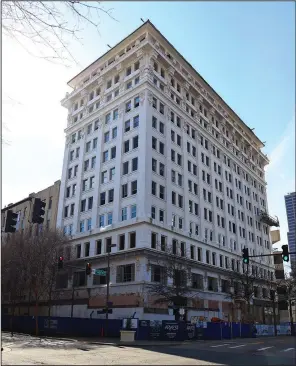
[
  {"x1": 71, "y1": 278, "x2": 75, "y2": 318},
  {"x1": 106, "y1": 249, "x2": 110, "y2": 337},
  {"x1": 248, "y1": 252, "x2": 296, "y2": 258}
]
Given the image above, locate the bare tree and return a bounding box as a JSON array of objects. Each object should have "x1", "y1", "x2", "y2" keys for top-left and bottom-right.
[
  {"x1": 39, "y1": 229, "x2": 69, "y2": 319},
  {"x1": 2, "y1": 1, "x2": 117, "y2": 66},
  {"x1": 2, "y1": 231, "x2": 30, "y2": 335},
  {"x1": 146, "y1": 244, "x2": 199, "y2": 321},
  {"x1": 224, "y1": 263, "x2": 260, "y2": 324},
  {"x1": 1, "y1": 226, "x2": 69, "y2": 335},
  {"x1": 277, "y1": 274, "x2": 296, "y2": 335}
]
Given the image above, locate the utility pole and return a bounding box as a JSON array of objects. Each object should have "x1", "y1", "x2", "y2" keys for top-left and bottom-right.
[
  {"x1": 289, "y1": 299, "x2": 294, "y2": 336},
  {"x1": 271, "y1": 291, "x2": 277, "y2": 336},
  {"x1": 71, "y1": 273, "x2": 75, "y2": 318},
  {"x1": 105, "y1": 243, "x2": 116, "y2": 337}
]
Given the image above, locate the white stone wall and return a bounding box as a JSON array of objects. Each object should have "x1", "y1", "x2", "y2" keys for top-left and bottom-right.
[{"x1": 55, "y1": 22, "x2": 275, "y2": 320}]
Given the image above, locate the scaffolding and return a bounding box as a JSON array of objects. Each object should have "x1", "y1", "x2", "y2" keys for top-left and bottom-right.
[{"x1": 259, "y1": 211, "x2": 280, "y2": 227}]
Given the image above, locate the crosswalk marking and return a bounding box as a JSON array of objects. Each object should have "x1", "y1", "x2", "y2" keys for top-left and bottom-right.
[
  {"x1": 257, "y1": 347, "x2": 273, "y2": 351},
  {"x1": 229, "y1": 344, "x2": 246, "y2": 348},
  {"x1": 283, "y1": 348, "x2": 295, "y2": 352},
  {"x1": 210, "y1": 344, "x2": 230, "y2": 348}
]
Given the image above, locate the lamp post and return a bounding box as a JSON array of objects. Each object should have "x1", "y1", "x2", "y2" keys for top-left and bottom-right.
[{"x1": 105, "y1": 243, "x2": 116, "y2": 337}]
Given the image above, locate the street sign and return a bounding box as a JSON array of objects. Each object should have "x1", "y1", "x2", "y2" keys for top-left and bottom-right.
[
  {"x1": 94, "y1": 269, "x2": 107, "y2": 276},
  {"x1": 97, "y1": 309, "x2": 113, "y2": 314}
]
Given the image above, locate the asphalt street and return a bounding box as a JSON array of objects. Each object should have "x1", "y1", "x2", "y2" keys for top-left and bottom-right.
[{"x1": 1, "y1": 333, "x2": 296, "y2": 365}]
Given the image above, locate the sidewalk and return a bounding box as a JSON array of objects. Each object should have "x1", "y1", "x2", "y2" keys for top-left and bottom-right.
[{"x1": 2, "y1": 332, "x2": 184, "y2": 347}]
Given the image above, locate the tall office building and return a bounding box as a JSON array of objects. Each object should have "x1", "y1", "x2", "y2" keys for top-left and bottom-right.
[
  {"x1": 1, "y1": 180, "x2": 61, "y2": 233},
  {"x1": 57, "y1": 21, "x2": 277, "y2": 320},
  {"x1": 285, "y1": 192, "x2": 296, "y2": 270}
]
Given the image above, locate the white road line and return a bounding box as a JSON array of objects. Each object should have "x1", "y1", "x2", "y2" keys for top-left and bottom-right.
[
  {"x1": 229, "y1": 344, "x2": 246, "y2": 349},
  {"x1": 257, "y1": 347, "x2": 273, "y2": 351},
  {"x1": 283, "y1": 348, "x2": 295, "y2": 352},
  {"x1": 210, "y1": 344, "x2": 230, "y2": 348}
]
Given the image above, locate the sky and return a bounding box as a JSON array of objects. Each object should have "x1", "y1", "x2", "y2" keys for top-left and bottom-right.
[{"x1": 2, "y1": 1, "x2": 295, "y2": 256}]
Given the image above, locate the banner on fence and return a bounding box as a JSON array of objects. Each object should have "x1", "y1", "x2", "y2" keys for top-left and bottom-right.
[
  {"x1": 163, "y1": 321, "x2": 179, "y2": 341},
  {"x1": 150, "y1": 320, "x2": 162, "y2": 340},
  {"x1": 186, "y1": 323, "x2": 195, "y2": 339},
  {"x1": 44, "y1": 319, "x2": 58, "y2": 329}
]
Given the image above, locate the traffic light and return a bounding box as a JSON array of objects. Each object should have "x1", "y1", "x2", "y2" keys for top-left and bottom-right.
[
  {"x1": 242, "y1": 247, "x2": 249, "y2": 264},
  {"x1": 58, "y1": 256, "x2": 64, "y2": 270},
  {"x1": 32, "y1": 198, "x2": 46, "y2": 224},
  {"x1": 85, "y1": 262, "x2": 92, "y2": 276},
  {"x1": 4, "y1": 210, "x2": 18, "y2": 233},
  {"x1": 282, "y1": 245, "x2": 289, "y2": 262}
]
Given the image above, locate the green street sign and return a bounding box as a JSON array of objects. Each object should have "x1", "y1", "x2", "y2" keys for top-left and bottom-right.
[{"x1": 95, "y1": 269, "x2": 106, "y2": 276}]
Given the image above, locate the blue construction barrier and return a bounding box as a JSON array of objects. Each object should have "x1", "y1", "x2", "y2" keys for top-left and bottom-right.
[
  {"x1": 5, "y1": 316, "x2": 281, "y2": 341},
  {"x1": 2, "y1": 315, "x2": 122, "y2": 338}
]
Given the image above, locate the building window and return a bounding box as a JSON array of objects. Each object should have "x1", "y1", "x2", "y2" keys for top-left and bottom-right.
[
  {"x1": 103, "y1": 150, "x2": 108, "y2": 163},
  {"x1": 126, "y1": 101, "x2": 132, "y2": 113},
  {"x1": 81, "y1": 199, "x2": 86, "y2": 212},
  {"x1": 88, "y1": 196, "x2": 93, "y2": 210},
  {"x1": 108, "y1": 189, "x2": 114, "y2": 203},
  {"x1": 122, "y1": 183, "x2": 128, "y2": 198},
  {"x1": 133, "y1": 115, "x2": 139, "y2": 128},
  {"x1": 110, "y1": 167, "x2": 115, "y2": 180},
  {"x1": 100, "y1": 192, "x2": 106, "y2": 205},
  {"x1": 76, "y1": 244, "x2": 81, "y2": 258},
  {"x1": 123, "y1": 161, "x2": 129, "y2": 175},
  {"x1": 159, "y1": 185, "x2": 165, "y2": 199},
  {"x1": 101, "y1": 171, "x2": 108, "y2": 184},
  {"x1": 96, "y1": 240, "x2": 102, "y2": 255},
  {"x1": 124, "y1": 140, "x2": 130, "y2": 153},
  {"x1": 134, "y1": 96, "x2": 140, "y2": 108},
  {"x1": 113, "y1": 109, "x2": 118, "y2": 120},
  {"x1": 131, "y1": 180, "x2": 137, "y2": 195},
  {"x1": 125, "y1": 120, "x2": 130, "y2": 133},
  {"x1": 112, "y1": 127, "x2": 117, "y2": 139},
  {"x1": 84, "y1": 160, "x2": 89, "y2": 172},
  {"x1": 99, "y1": 215, "x2": 105, "y2": 228},
  {"x1": 122, "y1": 207, "x2": 127, "y2": 221},
  {"x1": 151, "y1": 206, "x2": 156, "y2": 219},
  {"x1": 79, "y1": 221, "x2": 85, "y2": 233},
  {"x1": 104, "y1": 131, "x2": 110, "y2": 143},
  {"x1": 192, "y1": 273, "x2": 203, "y2": 289},
  {"x1": 133, "y1": 135, "x2": 139, "y2": 149},
  {"x1": 151, "y1": 265, "x2": 166, "y2": 284},
  {"x1": 151, "y1": 181, "x2": 157, "y2": 195},
  {"x1": 107, "y1": 212, "x2": 113, "y2": 225},
  {"x1": 84, "y1": 242, "x2": 90, "y2": 257},
  {"x1": 131, "y1": 204, "x2": 137, "y2": 218},
  {"x1": 119, "y1": 234, "x2": 125, "y2": 250},
  {"x1": 129, "y1": 232, "x2": 136, "y2": 248},
  {"x1": 87, "y1": 218, "x2": 92, "y2": 230},
  {"x1": 116, "y1": 264, "x2": 135, "y2": 283},
  {"x1": 111, "y1": 146, "x2": 116, "y2": 159},
  {"x1": 132, "y1": 157, "x2": 138, "y2": 171}
]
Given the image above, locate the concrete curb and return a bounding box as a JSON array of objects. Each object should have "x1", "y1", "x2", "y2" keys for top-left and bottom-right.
[{"x1": 86, "y1": 341, "x2": 184, "y2": 347}]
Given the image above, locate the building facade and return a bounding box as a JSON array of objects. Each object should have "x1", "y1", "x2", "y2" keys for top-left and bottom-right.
[
  {"x1": 1, "y1": 180, "x2": 61, "y2": 233},
  {"x1": 284, "y1": 192, "x2": 296, "y2": 270},
  {"x1": 56, "y1": 21, "x2": 277, "y2": 321}
]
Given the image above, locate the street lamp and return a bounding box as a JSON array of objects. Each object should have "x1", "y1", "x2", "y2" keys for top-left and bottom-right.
[{"x1": 105, "y1": 242, "x2": 116, "y2": 337}]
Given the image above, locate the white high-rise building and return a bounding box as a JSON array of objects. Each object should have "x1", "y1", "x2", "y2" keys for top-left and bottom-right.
[{"x1": 57, "y1": 21, "x2": 277, "y2": 321}]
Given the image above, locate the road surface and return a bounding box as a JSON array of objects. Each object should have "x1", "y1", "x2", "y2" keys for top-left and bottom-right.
[{"x1": 2, "y1": 333, "x2": 295, "y2": 365}]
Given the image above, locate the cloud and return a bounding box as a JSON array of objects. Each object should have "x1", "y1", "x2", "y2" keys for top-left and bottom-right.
[
  {"x1": 266, "y1": 115, "x2": 295, "y2": 251},
  {"x1": 265, "y1": 116, "x2": 295, "y2": 173}
]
